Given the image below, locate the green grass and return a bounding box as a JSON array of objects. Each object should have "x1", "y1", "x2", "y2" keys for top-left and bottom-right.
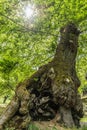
[
  {"x1": 28, "y1": 124, "x2": 87, "y2": 130},
  {"x1": 27, "y1": 124, "x2": 87, "y2": 130},
  {"x1": 28, "y1": 124, "x2": 40, "y2": 130},
  {"x1": 4, "y1": 124, "x2": 87, "y2": 130}
]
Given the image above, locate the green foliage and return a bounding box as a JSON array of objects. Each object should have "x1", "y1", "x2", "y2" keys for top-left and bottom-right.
[
  {"x1": 81, "y1": 126, "x2": 87, "y2": 130},
  {"x1": 4, "y1": 126, "x2": 87, "y2": 130},
  {"x1": 0, "y1": 58, "x2": 18, "y2": 73},
  {"x1": 0, "y1": 0, "x2": 87, "y2": 95},
  {"x1": 27, "y1": 125, "x2": 87, "y2": 130},
  {"x1": 82, "y1": 84, "x2": 87, "y2": 93},
  {"x1": 28, "y1": 124, "x2": 40, "y2": 130},
  {"x1": 3, "y1": 122, "x2": 87, "y2": 130}
]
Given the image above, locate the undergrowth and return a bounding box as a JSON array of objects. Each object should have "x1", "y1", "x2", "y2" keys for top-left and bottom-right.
[{"x1": 5, "y1": 124, "x2": 87, "y2": 130}]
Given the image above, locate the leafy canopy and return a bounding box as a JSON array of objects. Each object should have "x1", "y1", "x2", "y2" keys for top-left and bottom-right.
[{"x1": 0, "y1": 0, "x2": 87, "y2": 96}]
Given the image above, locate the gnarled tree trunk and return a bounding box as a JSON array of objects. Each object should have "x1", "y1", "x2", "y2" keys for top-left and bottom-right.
[{"x1": 0, "y1": 22, "x2": 83, "y2": 130}]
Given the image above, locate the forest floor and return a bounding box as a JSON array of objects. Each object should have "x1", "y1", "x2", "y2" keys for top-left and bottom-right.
[{"x1": 0, "y1": 104, "x2": 87, "y2": 130}]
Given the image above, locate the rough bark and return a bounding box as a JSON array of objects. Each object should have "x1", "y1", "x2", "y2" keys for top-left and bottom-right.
[{"x1": 0, "y1": 22, "x2": 83, "y2": 130}]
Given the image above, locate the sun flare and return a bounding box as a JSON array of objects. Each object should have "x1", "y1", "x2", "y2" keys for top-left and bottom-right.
[
  {"x1": 25, "y1": 6, "x2": 34, "y2": 18},
  {"x1": 24, "y1": 4, "x2": 38, "y2": 19}
]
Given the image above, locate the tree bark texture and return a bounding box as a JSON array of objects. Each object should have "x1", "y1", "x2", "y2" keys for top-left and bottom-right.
[{"x1": 0, "y1": 22, "x2": 83, "y2": 130}]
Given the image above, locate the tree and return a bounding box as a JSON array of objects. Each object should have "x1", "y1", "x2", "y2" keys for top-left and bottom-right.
[{"x1": 0, "y1": 22, "x2": 83, "y2": 130}]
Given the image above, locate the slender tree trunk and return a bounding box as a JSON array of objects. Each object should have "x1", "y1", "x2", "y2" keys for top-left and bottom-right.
[{"x1": 0, "y1": 22, "x2": 83, "y2": 130}]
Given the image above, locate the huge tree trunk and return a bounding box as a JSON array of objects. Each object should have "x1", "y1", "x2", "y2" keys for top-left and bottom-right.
[{"x1": 0, "y1": 22, "x2": 83, "y2": 130}]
